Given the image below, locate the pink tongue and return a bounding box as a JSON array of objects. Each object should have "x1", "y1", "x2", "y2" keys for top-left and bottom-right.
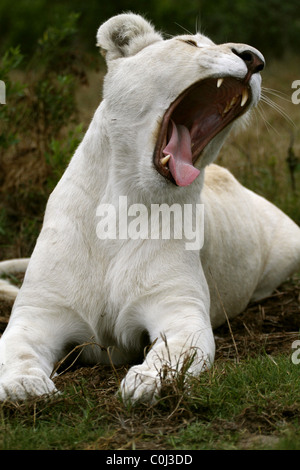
[{"x1": 163, "y1": 120, "x2": 200, "y2": 187}]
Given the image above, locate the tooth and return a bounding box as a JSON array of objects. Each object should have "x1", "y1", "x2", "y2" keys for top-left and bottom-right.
[
  {"x1": 241, "y1": 88, "x2": 249, "y2": 107},
  {"x1": 222, "y1": 101, "x2": 231, "y2": 115},
  {"x1": 160, "y1": 154, "x2": 171, "y2": 166},
  {"x1": 230, "y1": 96, "x2": 238, "y2": 107},
  {"x1": 217, "y1": 78, "x2": 224, "y2": 88}
]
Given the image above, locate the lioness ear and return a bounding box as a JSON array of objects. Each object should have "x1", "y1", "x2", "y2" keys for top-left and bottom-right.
[{"x1": 97, "y1": 13, "x2": 163, "y2": 61}]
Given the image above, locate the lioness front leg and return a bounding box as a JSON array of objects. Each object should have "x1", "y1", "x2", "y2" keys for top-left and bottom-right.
[
  {"x1": 0, "y1": 305, "x2": 85, "y2": 401},
  {"x1": 120, "y1": 302, "x2": 215, "y2": 404}
]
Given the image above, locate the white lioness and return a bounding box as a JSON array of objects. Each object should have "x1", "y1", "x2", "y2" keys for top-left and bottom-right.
[{"x1": 0, "y1": 13, "x2": 300, "y2": 404}]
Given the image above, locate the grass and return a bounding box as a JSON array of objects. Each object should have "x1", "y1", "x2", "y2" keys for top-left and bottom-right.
[
  {"x1": 0, "y1": 354, "x2": 299, "y2": 450},
  {"x1": 170, "y1": 356, "x2": 300, "y2": 450}
]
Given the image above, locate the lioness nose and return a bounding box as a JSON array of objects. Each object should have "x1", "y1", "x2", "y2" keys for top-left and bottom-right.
[{"x1": 232, "y1": 48, "x2": 265, "y2": 75}]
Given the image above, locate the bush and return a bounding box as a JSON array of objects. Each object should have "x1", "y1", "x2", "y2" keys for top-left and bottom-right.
[
  {"x1": 0, "y1": 0, "x2": 299, "y2": 58},
  {"x1": 0, "y1": 13, "x2": 87, "y2": 257}
]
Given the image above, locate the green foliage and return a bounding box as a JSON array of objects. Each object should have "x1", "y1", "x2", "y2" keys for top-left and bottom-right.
[
  {"x1": 45, "y1": 124, "x2": 84, "y2": 189},
  {"x1": 0, "y1": 0, "x2": 299, "y2": 58},
  {"x1": 0, "y1": 47, "x2": 26, "y2": 150},
  {"x1": 0, "y1": 13, "x2": 88, "y2": 256},
  {"x1": 37, "y1": 12, "x2": 79, "y2": 58},
  {"x1": 0, "y1": 13, "x2": 83, "y2": 157}
]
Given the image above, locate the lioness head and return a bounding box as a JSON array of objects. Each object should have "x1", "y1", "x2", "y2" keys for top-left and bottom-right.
[{"x1": 97, "y1": 13, "x2": 264, "y2": 193}]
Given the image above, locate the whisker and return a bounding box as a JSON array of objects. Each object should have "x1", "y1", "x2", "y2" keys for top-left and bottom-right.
[
  {"x1": 259, "y1": 103, "x2": 283, "y2": 135},
  {"x1": 174, "y1": 22, "x2": 194, "y2": 35},
  {"x1": 260, "y1": 94, "x2": 295, "y2": 127},
  {"x1": 261, "y1": 87, "x2": 291, "y2": 102},
  {"x1": 195, "y1": 16, "x2": 202, "y2": 34},
  {"x1": 261, "y1": 93, "x2": 287, "y2": 109},
  {"x1": 163, "y1": 32, "x2": 175, "y2": 39},
  {"x1": 256, "y1": 103, "x2": 281, "y2": 136},
  {"x1": 261, "y1": 86, "x2": 290, "y2": 100}
]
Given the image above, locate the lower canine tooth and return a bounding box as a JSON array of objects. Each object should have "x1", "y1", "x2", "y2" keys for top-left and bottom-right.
[
  {"x1": 217, "y1": 78, "x2": 224, "y2": 88},
  {"x1": 241, "y1": 88, "x2": 249, "y2": 107},
  {"x1": 161, "y1": 154, "x2": 171, "y2": 165},
  {"x1": 222, "y1": 102, "x2": 231, "y2": 115},
  {"x1": 230, "y1": 96, "x2": 238, "y2": 107}
]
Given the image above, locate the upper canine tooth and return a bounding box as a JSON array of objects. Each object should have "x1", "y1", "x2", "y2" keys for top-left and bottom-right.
[
  {"x1": 241, "y1": 88, "x2": 249, "y2": 107},
  {"x1": 160, "y1": 154, "x2": 171, "y2": 166},
  {"x1": 217, "y1": 78, "x2": 224, "y2": 88}
]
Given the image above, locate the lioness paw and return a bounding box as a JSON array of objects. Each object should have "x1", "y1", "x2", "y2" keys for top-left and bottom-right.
[
  {"x1": 0, "y1": 370, "x2": 58, "y2": 402},
  {"x1": 120, "y1": 364, "x2": 161, "y2": 405}
]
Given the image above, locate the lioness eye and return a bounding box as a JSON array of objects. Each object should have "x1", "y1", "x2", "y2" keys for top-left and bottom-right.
[{"x1": 185, "y1": 40, "x2": 198, "y2": 47}]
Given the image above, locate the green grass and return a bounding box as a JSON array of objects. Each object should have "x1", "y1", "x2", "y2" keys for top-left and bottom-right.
[
  {"x1": 0, "y1": 354, "x2": 299, "y2": 450},
  {"x1": 170, "y1": 355, "x2": 300, "y2": 450},
  {"x1": 0, "y1": 385, "x2": 109, "y2": 450}
]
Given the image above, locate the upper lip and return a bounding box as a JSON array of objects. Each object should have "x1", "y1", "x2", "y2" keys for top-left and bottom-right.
[{"x1": 153, "y1": 76, "x2": 252, "y2": 184}]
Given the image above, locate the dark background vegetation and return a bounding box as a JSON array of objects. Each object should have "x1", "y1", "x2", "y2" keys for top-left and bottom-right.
[
  {"x1": 0, "y1": 0, "x2": 300, "y2": 258},
  {"x1": 0, "y1": 0, "x2": 300, "y2": 58}
]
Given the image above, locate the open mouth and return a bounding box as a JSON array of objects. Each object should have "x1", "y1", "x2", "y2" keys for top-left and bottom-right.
[{"x1": 153, "y1": 77, "x2": 251, "y2": 187}]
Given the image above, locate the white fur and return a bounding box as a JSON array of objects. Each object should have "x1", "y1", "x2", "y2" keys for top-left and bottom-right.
[{"x1": 0, "y1": 14, "x2": 299, "y2": 403}]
